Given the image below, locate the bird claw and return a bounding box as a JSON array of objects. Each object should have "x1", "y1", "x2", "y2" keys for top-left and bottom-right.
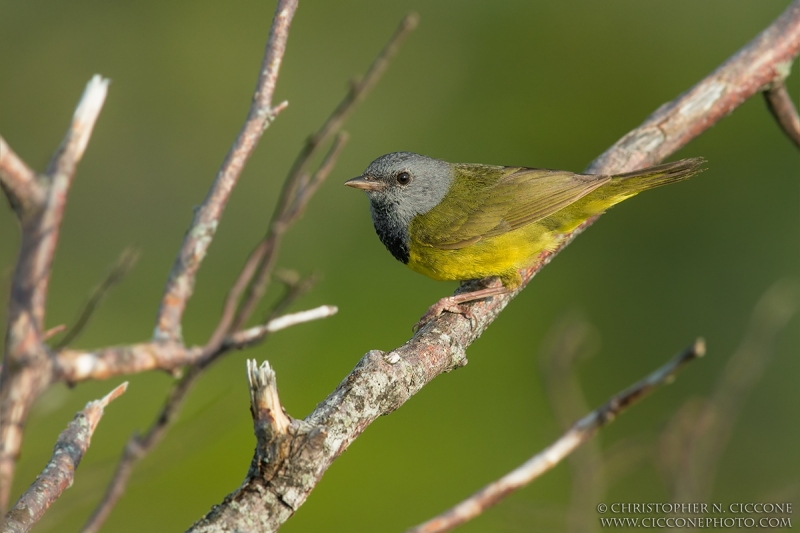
[{"x1": 412, "y1": 298, "x2": 477, "y2": 332}]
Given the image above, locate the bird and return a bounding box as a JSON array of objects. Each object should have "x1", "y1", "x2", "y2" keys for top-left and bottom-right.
[{"x1": 345, "y1": 152, "x2": 705, "y2": 329}]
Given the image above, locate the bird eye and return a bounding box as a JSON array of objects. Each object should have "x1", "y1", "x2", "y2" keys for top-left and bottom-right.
[{"x1": 396, "y1": 171, "x2": 411, "y2": 185}]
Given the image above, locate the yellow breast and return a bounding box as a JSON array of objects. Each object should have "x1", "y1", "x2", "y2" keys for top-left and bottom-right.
[{"x1": 407, "y1": 222, "x2": 558, "y2": 287}]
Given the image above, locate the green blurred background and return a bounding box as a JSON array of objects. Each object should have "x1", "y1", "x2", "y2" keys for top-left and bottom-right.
[{"x1": 1, "y1": 1, "x2": 798, "y2": 531}]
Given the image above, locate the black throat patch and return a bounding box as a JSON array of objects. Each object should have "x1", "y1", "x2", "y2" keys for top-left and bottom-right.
[{"x1": 370, "y1": 200, "x2": 410, "y2": 264}]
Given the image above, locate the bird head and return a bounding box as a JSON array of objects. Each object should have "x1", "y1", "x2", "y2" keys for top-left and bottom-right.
[{"x1": 345, "y1": 152, "x2": 453, "y2": 218}]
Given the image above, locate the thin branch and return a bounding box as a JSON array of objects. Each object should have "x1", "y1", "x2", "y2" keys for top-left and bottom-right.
[
  {"x1": 406, "y1": 340, "x2": 705, "y2": 533},
  {"x1": 0, "y1": 136, "x2": 44, "y2": 216},
  {"x1": 56, "y1": 301, "x2": 336, "y2": 382},
  {"x1": 764, "y1": 80, "x2": 800, "y2": 149},
  {"x1": 153, "y1": 0, "x2": 298, "y2": 343},
  {"x1": 0, "y1": 75, "x2": 109, "y2": 511},
  {"x1": 55, "y1": 248, "x2": 139, "y2": 349},
  {"x1": 188, "y1": 4, "x2": 800, "y2": 531},
  {"x1": 2, "y1": 383, "x2": 127, "y2": 533},
  {"x1": 229, "y1": 305, "x2": 338, "y2": 346}
]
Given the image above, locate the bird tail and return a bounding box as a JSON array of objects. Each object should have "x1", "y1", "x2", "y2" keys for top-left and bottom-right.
[{"x1": 606, "y1": 157, "x2": 706, "y2": 196}]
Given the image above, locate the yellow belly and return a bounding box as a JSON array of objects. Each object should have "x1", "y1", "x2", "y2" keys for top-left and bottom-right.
[
  {"x1": 407, "y1": 222, "x2": 556, "y2": 287},
  {"x1": 406, "y1": 195, "x2": 610, "y2": 287}
]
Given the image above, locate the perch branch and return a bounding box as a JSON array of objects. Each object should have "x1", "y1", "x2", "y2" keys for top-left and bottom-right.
[
  {"x1": 2, "y1": 383, "x2": 126, "y2": 533},
  {"x1": 187, "y1": 4, "x2": 800, "y2": 531},
  {"x1": 406, "y1": 340, "x2": 705, "y2": 533},
  {"x1": 764, "y1": 80, "x2": 800, "y2": 149},
  {"x1": 153, "y1": 0, "x2": 298, "y2": 342},
  {"x1": 0, "y1": 75, "x2": 109, "y2": 511}
]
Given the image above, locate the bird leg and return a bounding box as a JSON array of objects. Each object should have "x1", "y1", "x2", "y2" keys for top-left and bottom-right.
[{"x1": 413, "y1": 283, "x2": 510, "y2": 332}]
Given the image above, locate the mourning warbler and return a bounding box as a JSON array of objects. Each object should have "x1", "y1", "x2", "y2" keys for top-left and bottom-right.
[{"x1": 346, "y1": 152, "x2": 704, "y2": 326}]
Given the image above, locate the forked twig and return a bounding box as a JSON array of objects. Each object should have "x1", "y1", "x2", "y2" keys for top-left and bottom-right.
[{"x1": 0, "y1": 75, "x2": 110, "y2": 511}]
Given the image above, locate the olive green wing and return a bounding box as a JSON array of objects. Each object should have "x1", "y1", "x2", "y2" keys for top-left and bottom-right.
[{"x1": 414, "y1": 164, "x2": 610, "y2": 249}]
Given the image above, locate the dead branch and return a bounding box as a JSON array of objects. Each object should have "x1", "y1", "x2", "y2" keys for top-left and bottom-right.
[
  {"x1": 185, "y1": 3, "x2": 800, "y2": 531},
  {"x1": 1, "y1": 382, "x2": 126, "y2": 533},
  {"x1": 153, "y1": 0, "x2": 298, "y2": 343},
  {"x1": 405, "y1": 341, "x2": 705, "y2": 533},
  {"x1": 0, "y1": 75, "x2": 109, "y2": 511}
]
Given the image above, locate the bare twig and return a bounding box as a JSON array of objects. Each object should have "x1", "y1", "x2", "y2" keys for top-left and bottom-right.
[
  {"x1": 662, "y1": 280, "x2": 799, "y2": 503},
  {"x1": 230, "y1": 305, "x2": 338, "y2": 346},
  {"x1": 187, "y1": 4, "x2": 800, "y2": 531},
  {"x1": 764, "y1": 79, "x2": 800, "y2": 149},
  {"x1": 153, "y1": 0, "x2": 298, "y2": 343},
  {"x1": 406, "y1": 340, "x2": 705, "y2": 533},
  {"x1": 0, "y1": 75, "x2": 109, "y2": 511},
  {"x1": 55, "y1": 248, "x2": 139, "y2": 349},
  {"x1": 2, "y1": 383, "x2": 127, "y2": 533},
  {"x1": 56, "y1": 299, "x2": 332, "y2": 383}
]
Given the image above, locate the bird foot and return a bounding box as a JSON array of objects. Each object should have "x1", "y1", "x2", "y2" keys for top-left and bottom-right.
[
  {"x1": 413, "y1": 298, "x2": 477, "y2": 332},
  {"x1": 412, "y1": 284, "x2": 509, "y2": 332}
]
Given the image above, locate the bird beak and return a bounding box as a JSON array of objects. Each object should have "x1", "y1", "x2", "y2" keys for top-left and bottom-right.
[{"x1": 345, "y1": 175, "x2": 385, "y2": 191}]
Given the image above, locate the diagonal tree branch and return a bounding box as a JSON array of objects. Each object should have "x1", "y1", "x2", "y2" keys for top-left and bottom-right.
[
  {"x1": 187, "y1": 3, "x2": 800, "y2": 531},
  {"x1": 1, "y1": 382, "x2": 127, "y2": 533},
  {"x1": 407, "y1": 340, "x2": 705, "y2": 533},
  {"x1": 0, "y1": 75, "x2": 109, "y2": 512},
  {"x1": 153, "y1": 0, "x2": 298, "y2": 343}
]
